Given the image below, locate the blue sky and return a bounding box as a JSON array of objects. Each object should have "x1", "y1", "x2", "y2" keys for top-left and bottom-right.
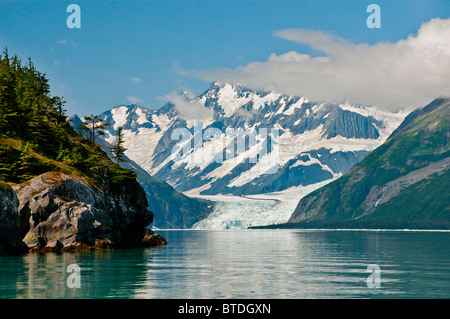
[{"x1": 0, "y1": 0, "x2": 449, "y2": 116}]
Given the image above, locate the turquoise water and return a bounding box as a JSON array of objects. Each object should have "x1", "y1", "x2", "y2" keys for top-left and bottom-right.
[{"x1": 0, "y1": 229, "x2": 449, "y2": 299}]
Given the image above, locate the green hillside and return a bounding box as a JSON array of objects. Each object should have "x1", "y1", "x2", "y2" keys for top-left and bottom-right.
[{"x1": 281, "y1": 98, "x2": 450, "y2": 229}]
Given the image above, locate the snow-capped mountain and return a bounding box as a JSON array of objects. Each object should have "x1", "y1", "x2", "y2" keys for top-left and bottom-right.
[{"x1": 99, "y1": 82, "x2": 406, "y2": 199}]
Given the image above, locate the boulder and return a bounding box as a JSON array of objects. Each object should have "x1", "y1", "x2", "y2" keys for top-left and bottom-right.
[
  {"x1": 141, "y1": 228, "x2": 168, "y2": 247},
  {"x1": 13, "y1": 172, "x2": 154, "y2": 252}
]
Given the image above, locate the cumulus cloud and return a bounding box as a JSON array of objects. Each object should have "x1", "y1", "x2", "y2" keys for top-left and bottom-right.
[
  {"x1": 165, "y1": 91, "x2": 213, "y2": 121},
  {"x1": 127, "y1": 96, "x2": 143, "y2": 104},
  {"x1": 182, "y1": 18, "x2": 450, "y2": 111}
]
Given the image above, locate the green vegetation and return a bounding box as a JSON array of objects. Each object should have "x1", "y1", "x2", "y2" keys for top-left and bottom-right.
[{"x1": 0, "y1": 50, "x2": 136, "y2": 187}]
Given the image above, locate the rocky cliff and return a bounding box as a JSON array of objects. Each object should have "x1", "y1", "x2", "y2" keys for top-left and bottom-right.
[
  {"x1": 10, "y1": 171, "x2": 164, "y2": 252},
  {"x1": 97, "y1": 136, "x2": 214, "y2": 229},
  {"x1": 1, "y1": 170, "x2": 168, "y2": 254},
  {"x1": 0, "y1": 178, "x2": 27, "y2": 254}
]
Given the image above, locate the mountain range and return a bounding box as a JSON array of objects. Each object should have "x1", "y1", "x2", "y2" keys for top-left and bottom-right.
[
  {"x1": 99, "y1": 83, "x2": 406, "y2": 196},
  {"x1": 76, "y1": 82, "x2": 409, "y2": 228}
]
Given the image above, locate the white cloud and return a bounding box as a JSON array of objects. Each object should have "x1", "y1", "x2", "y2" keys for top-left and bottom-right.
[
  {"x1": 182, "y1": 18, "x2": 450, "y2": 111},
  {"x1": 127, "y1": 96, "x2": 143, "y2": 104},
  {"x1": 130, "y1": 77, "x2": 141, "y2": 84},
  {"x1": 165, "y1": 91, "x2": 213, "y2": 121}
]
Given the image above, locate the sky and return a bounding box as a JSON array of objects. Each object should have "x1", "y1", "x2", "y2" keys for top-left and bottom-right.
[{"x1": 0, "y1": 0, "x2": 449, "y2": 116}]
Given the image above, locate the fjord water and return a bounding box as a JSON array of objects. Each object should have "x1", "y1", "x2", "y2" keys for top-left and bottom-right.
[{"x1": 0, "y1": 230, "x2": 449, "y2": 299}]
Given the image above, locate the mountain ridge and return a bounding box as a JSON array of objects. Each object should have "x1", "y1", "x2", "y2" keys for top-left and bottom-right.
[{"x1": 98, "y1": 83, "x2": 407, "y2": 199}]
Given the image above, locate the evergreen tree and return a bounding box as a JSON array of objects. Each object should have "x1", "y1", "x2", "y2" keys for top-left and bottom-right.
[
  {"x1": 109, "y1": 126, "x2": 128, "y2": 164},
  {"x1": 78, "y1": 114, "x2": 110, "y2": 143},
  {"x1": 51, "y1": 96, "x2": 67, "y2": 115},
  {"x1": 0, "y1": 48, "x2": 61, "y2": 139}
]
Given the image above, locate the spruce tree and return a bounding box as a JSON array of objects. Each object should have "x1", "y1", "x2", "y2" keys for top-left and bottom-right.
[
  {"x1": 51, "y1": 96, "x2": 67, "y2": 115},
  {"x1": 109, "y1": 126, "x2": 128, "y2": 164},
  {"x1": 78, "y1": 114, "x2": 110, "y2": 143}
]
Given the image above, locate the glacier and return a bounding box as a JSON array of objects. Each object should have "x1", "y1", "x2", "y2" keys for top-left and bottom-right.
[{"x1": 189, "y1": 180, "x2": 335, "y2": 229}]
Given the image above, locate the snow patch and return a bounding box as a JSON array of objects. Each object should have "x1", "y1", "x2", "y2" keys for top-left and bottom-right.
[
  {"x1": 283, "y1": 97, "x2": 307, "y2": 115},
  {"x1": 135, "y1": 107, "x2": 148, "y2": 125},
  {"x1": 111, "y1": 105, "x2": 129, "y2": 130}
]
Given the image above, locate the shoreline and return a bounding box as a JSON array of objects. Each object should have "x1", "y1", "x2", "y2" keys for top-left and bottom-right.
[{"x1": 156, "y1": 228, "x2": 450, "y2": 232}]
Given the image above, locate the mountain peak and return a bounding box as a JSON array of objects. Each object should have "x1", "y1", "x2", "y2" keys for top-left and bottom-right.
[
  {"x1": 389, "y1": 97, "x2": 450, "y2": 139},
  {"x1": 206, "y1": 81, "x2": 254, "y2": 94},
  {"x1": 110, "y1": 104, "x2": 148, "y2": 113}
]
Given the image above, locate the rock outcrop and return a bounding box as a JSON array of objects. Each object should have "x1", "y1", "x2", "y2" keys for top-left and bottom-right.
[
  {"x1": 12, "y1": 171, "x2": 156, "y2": 252},
  {"x1": 0, "y1": 179, "x2": 27, "y2": 254},
  {"x1": 141, "y1": 228, "x2": 168, "y2": 247}
]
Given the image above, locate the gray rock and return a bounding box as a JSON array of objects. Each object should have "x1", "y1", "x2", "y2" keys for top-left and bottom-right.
[
  {"x1": 13, "y1": 171, "x2": 154, "y2": 252},
  {"x1": 141, "y1": 228, "x2": 168, "y2": 247},
  {"x1": 0, "y1": 180, "x2": 27, "y2": 254}
]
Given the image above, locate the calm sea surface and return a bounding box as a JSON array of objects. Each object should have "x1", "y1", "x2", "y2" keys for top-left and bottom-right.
[{"x1": 0, "y1": 229, "x2": 449, "y2": 299}]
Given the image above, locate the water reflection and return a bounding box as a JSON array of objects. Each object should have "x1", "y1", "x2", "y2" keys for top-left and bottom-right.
[
  {"x1": 2, "y1": 248, "x2": 152, "y2": 298},
  {"x1": 1, "y1": 230, "x2": 449, "y2": 299},
  {"x1": 135, "y1": 230, "x2": 450, "y2": 299}
]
